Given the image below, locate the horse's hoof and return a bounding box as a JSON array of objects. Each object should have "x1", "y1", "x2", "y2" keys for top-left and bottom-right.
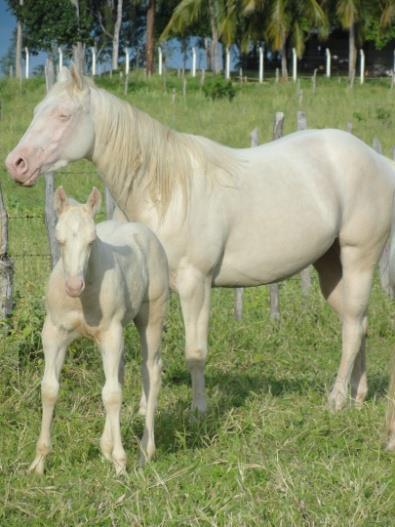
[
  {"x1": 114, "y1": 459, "x2": 127, "y2": 476},
  {"x1": 385, "y1": 436, "x2": 395, "y2": 452},
  {"x1": 327, "y1": 393, "x2": 347, "y2": 412},
  {"x1": 28, "y1": 456, "x2": 45, "y2": 475}
]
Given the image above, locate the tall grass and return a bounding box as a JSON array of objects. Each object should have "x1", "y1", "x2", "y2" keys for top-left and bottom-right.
[{"x1": 0, "y1": 72, "x2": 394, "y2": 526}]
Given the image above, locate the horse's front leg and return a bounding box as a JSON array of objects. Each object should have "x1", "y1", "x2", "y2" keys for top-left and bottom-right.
[
  {"x1": 177, "y1": 267, "x2": 212, "y2": 414},
  {"x1": 98, "y1": 323, "x2": 127, "y2": 475},
  {"x1": 29, "y1": 316, "x2": 73, "y2": 475}
]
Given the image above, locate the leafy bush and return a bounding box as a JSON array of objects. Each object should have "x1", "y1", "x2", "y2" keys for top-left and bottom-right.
[{"x1": 203, "y1": 77, "x2": 236, "y2": 101}]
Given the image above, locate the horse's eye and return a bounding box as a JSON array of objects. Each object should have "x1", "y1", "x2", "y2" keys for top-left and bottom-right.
[{"x1": 58, "y1": 113, "x2": 71, "y2": 121}]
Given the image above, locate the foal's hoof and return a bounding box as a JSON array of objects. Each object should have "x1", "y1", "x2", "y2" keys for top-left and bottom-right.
[
  {"x1": 113, "y1": 458, "x2": 127, "y2": 476},
  {"x1": 385, "y1": 435, "x2": 395, "y2": 452},
  {"x1": 28, "y1": 456, "x2": 45, "y2": 475}
]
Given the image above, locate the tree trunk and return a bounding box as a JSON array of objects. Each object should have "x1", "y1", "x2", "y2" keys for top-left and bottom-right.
[
  {"x1": 348, "y1": 22, "x2": 356, "y2": 80},
  {"x1": 281, "y1": 39, "x2": 288, "y2": 80},
  {"x1": 0, "y1": 183, "x2": 13, "y2": 318},
  {"x1": 15, "y1": 0, "x2": 23, "y2": 79},
  {"x1": 146, "y1": 0, "x2": 155, "y2": 75},
  {"x1": 112, "y1": 0, "x2": 122, "y2": 71},
  {"x1": 205, "y1": 37, "x2": 212, "y2": 71},
  {"x1": 208, "y1": 0, "x2": 219, "y2": 73},
  {"x1": 72, "y1": 42, "x2": 85, "y2": 75}
]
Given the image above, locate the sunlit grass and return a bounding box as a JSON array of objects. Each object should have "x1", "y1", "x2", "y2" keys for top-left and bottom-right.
[{"x1": 0, "y1": 72, "x2": 395, "y2": 525}]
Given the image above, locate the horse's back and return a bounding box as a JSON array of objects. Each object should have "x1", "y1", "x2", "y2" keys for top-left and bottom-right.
[{"x1": 212, "y1": 129, "x2": 395, "y2": 285}]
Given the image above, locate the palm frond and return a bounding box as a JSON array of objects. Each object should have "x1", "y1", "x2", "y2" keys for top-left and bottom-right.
[{"x1": 160, "y1": 0, "x2": 205, "y2": 40}]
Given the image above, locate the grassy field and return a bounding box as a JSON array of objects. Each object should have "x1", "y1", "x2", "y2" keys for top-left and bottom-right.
[{"x1": 0, "y1": 72, "x2": 395, "y2": 526}]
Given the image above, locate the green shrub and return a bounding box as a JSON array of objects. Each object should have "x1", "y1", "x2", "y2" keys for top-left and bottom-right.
[{"x1": 203, "y1": 77, "x2": 236, "y2": 101}]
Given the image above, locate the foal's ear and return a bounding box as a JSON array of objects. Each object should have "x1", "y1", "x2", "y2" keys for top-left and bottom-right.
[
  {"x1": 86, "y1": 187, "x2": 102, "y2": 217},
  {"x1": 70, "y1": 64, "x2": 85, "y2": 91},
  {"x1": 57, "y1": 67, "x2": 71, "y2": 83},
  {"x1": 54, "y1": 186, "x2": 68, "y2": 216}
]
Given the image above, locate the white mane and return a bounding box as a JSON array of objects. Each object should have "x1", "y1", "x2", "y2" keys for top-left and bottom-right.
[{"x1": 89, "y1": 86, "x2": 243, "y2": 213}]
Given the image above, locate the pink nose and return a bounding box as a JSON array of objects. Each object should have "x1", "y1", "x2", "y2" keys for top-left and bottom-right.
[
  {"x1": 5, "y1": 151, "x2": 29, "y2": 182},
  {"x1": 65, "y1": 276, "x2": 85, "y2": 297}
]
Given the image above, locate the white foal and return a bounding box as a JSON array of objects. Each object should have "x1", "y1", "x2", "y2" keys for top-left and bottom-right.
[{"x1": 29, "y1": 187, "x2": 169, "y2": 475}]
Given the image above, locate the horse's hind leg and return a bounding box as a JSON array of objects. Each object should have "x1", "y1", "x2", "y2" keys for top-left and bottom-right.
[
  {"x1": 135, "y1": 296, "x2": 166, "y2": 465},
  {"x1": 314, "y1": 242, "x2": 369, "y2": 410}
]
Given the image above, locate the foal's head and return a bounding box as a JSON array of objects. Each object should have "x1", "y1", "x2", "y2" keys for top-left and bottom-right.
[
  {"x1": 6, "y1": 66, "x2": 94, "y2": 186},
  {"x1": 54, "y1": 187, "x2": 101, "y2": 297}
]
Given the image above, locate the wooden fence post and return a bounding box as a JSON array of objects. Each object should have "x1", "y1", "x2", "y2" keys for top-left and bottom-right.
[
  {"x1": 105, "y1": 187, "x2": 115, "y2": 219},
  {"x1": 192, "y1": 47, "x2": 197, "y2": 78},
  {"x1": 259, "y1": 45, "x2": 264, "y2": 83},
  {"x1": 269, "y1": 113, "x2": 284, "y2": 322},
  {"x1": 44, "y1": 59, "x2": 60, "y2": 268},
  {"x1": 325, "y1": 48, "x2": 331, "y2": 78},
  {"x1": 372, "y1": 137, "x2": 382, "y2": 155},
  {"x1": 292, "y1": 48, "x2": 297, "y2": 82},
  {"x1": 360, "y1": 49, "x2": 365, "y2": 85},
  {"x1": 24, "y1": 47, "x2": 29, "y2": 79},
  {"x1": 158, "y1": 47, "x2": 163, "y2": 76},
  {"x1": 297, "y1": 111, "x2": 312, "y2": 295},
  {"x1": 225, "y1": 47, "x2": 231, "y2": 80},
  {"x1": 234, "y1": 127, "x2": 260, "y2": 320},
  {"x1": 0, "y1": 183, "x2": 13, "y2": 318}
]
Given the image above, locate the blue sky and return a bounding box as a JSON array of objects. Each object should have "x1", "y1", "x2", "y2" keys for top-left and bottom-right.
[
  {"x1": 0, "y1": 0, "x2": 46, "y2": 74},
  {"x1": 0, "y1": 0, "x2": 16, "y2": 58}
]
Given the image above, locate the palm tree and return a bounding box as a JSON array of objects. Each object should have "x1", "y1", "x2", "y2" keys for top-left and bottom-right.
[
  {"x1": 146, "y1": 0, "x2": 156, "y2": 75},
  {"x1": 243, "y1": 0, "x2": 328, "y2": 80},
  {"x1": 160, "y1": 0, "x2": 224, "y2": 73},
  {"x1": 336, "y1": 0, "x2": 361, "y2": 80}
]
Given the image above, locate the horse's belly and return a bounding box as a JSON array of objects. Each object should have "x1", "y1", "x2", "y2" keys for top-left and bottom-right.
[{"x1": 213, "y1": 220, "x2": 337, "y2": 287}]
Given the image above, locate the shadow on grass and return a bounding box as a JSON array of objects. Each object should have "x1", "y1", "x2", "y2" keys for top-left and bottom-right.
[
  {"x1": 124, "y1": 368, "x2": 323, "y2": 455},
  {"x1": 133, "y1": 366, "x2": 390, "y2": 455}
]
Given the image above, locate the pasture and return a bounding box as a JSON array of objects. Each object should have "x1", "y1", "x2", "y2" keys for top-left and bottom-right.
[{"x1": 0, "y1": 73, "x2": 395, "y2": 526}]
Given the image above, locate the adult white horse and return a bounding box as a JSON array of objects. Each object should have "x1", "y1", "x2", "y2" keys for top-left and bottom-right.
[{"x1": 5, "y1": 67, "x2": 395, "y2": 440}]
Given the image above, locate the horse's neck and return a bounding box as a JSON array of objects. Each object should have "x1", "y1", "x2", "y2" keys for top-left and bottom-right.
[{"x1": 89, "y1": 89, "x2": 156, "y2": 216}]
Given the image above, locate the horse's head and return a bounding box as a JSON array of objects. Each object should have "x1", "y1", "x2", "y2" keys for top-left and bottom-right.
[
  {"x1": 54, "y1": 186, "x2": 101, "y2": 297},
  {"x1": 6, "y1": 66, "x2": 94, "y2": 186}
]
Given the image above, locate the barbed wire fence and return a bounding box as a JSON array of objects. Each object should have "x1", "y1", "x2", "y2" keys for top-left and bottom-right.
[{"x1": 1, "y1": 103, "x2": 394, "y2": 320}]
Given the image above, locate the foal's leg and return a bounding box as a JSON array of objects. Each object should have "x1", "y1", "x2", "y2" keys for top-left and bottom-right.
[
  {"x1": 98, "y1": 323, "x2": 127, "y2": 475},
  {"x1": 135, "y1": 296, "x2": 166, "y2": 464},
  {"x1": 314, "y1": 243, "x2": 369, "y2": 409},
  {"x1": 177, "y1": 268, "x2": 212, "y2": 413},
  {"x1": 100, "y1": 351, "x2": 125, "y2": 463},
  {"x1": 29, "y1": 316, "x2": 73, "y2": 475}
]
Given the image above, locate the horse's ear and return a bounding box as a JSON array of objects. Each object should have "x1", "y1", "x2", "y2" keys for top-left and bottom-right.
[
  {"x1": 54, "y1": 186, "x2": 68, "y2": 216},
  {"x1": 86, "y1": 187, "x2": 101, "y2": 217},
  {"x1": 57, "y1": 67, "x2": 71, "y2": 83},
  {"x1": 70, "y1": 64, "x2": 85, "y2": 91}
]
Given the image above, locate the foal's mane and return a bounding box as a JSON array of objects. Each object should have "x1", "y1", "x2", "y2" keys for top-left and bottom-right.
[{"x1": 89, "y1": 86, "x2": 242, "y2": 213}]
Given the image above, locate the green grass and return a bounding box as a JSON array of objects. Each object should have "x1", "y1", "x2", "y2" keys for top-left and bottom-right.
[{"x1": 0, "y1": 72, "x2": 395, "y2": 526}]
